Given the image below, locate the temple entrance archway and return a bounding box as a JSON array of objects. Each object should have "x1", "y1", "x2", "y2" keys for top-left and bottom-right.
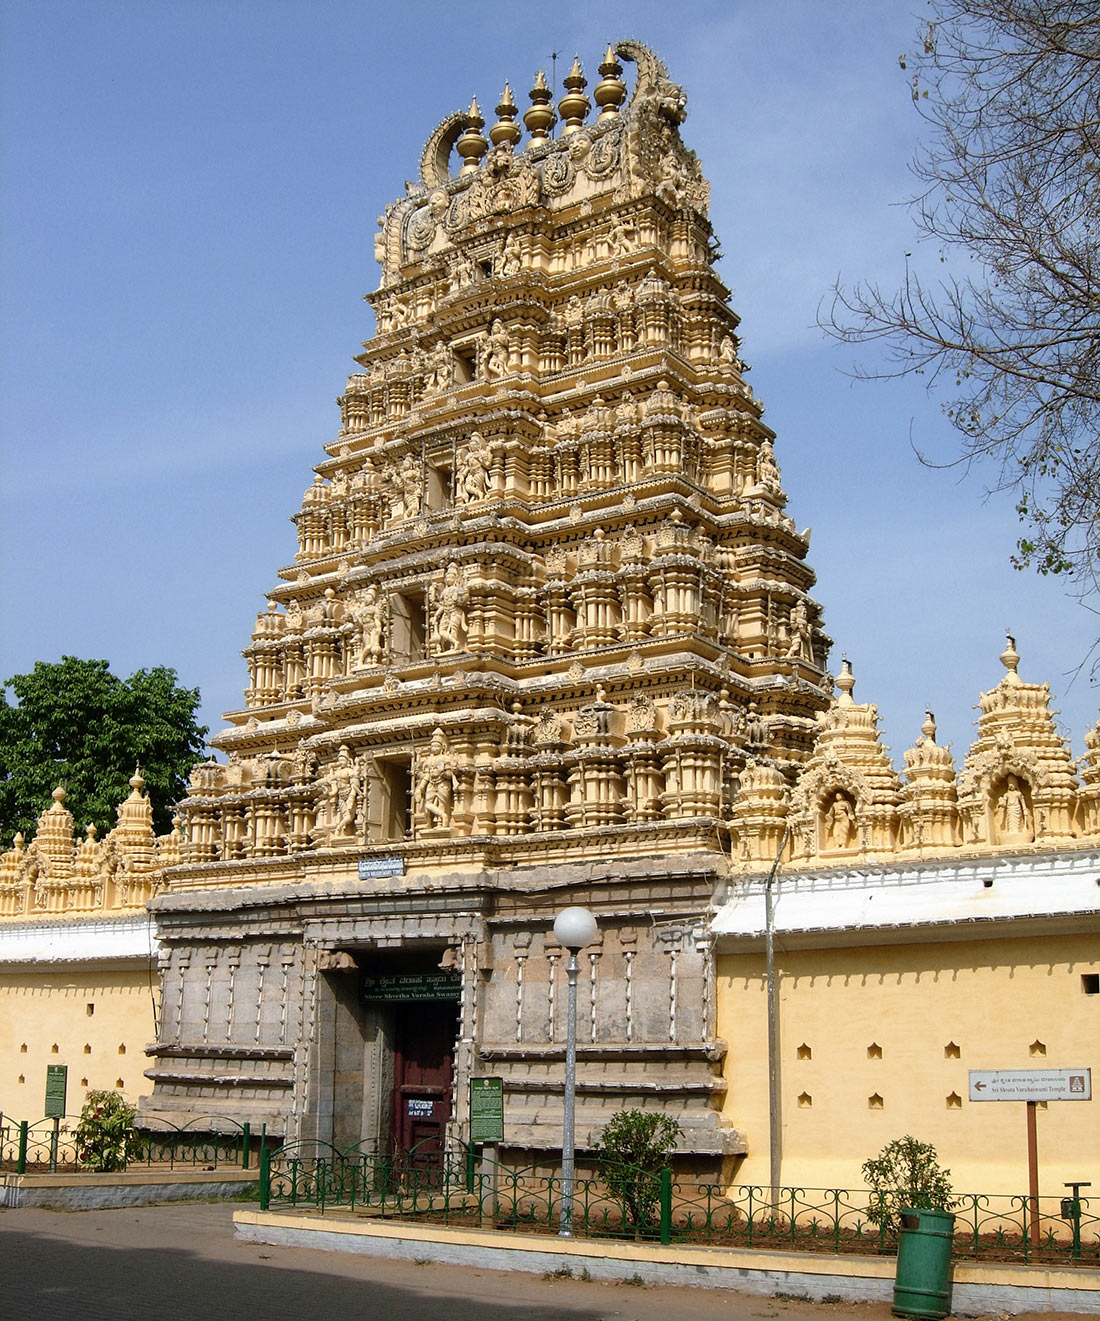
[{"x1": 357, "y1": 951, "x2": 461, "y2": 1158}]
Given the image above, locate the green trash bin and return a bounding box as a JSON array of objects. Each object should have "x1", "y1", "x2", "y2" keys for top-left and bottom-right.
[{"x1": 892, "y1": 1207, "x2": 955, "y2": 1320}]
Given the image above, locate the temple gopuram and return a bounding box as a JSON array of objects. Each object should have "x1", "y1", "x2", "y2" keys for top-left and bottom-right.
[
  {"x1": 5, "y1": 40, "x2": 1090, "y2": 1191},
  {"x1": 141, "y1": 42, "x2": 832, "y2": 1167}
]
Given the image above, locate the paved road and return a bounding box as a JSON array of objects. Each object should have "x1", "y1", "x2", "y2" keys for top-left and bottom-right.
[{"x1": 0, "y1": 1202, "x2": 1086, "y2": 1321}]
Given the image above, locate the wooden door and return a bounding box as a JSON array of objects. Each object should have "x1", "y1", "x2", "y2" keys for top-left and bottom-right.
[{"x1": 391, "y1": 999, "x2": 457, "y2": 1159}]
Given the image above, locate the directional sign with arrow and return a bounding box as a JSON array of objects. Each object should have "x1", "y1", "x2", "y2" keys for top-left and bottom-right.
[{"x1": 968, "y1": 1068, "x2": 1091, "y2": 1103}]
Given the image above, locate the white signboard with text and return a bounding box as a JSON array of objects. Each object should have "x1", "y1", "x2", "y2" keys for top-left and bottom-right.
[{"x1": 968, "y1": 1068, "x2": 1091, "y2": 1102}]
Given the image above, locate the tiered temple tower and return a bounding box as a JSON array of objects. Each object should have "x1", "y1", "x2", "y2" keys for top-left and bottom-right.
[{"x1": 148, "y1": 42, "x2": 832, "y2": 1171}]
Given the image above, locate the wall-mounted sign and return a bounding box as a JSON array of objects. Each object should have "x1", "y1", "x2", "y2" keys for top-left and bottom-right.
[
  {"x1": 969, "y1": 1068, "x2": 1092, "y2": 1102},
  {"x1": 469, "y1": 1076, "x2": 504, "y2": 1144},
  {"x1": 361, "y1": 971, "x2": 461, "y2": 1003},
  {"x1": 358, "y1": 856, "x2": 404, "y2": 880},
  {"x1": 44, "y1": 1064, "x2": 68, "y2": 1118},
  {"x1": 407, "y1": 1098, "x2": 435, "y2": 1117}
]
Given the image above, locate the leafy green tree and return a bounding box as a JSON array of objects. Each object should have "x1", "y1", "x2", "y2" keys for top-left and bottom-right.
[
  {"x1": 592, "y1": 1108, "x2": 682, "y2": 1232},
  {"x1": 863, "y1": 1134, "x2": 954, "y2": 1232},
  {"x1": 0, "y1": 656, "x2": 207, "y2": 845}
]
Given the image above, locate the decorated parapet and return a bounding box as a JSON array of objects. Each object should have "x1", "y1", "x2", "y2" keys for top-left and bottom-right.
[
  {"x1": 729, "y1": 636, "x2": 1100, "y2": 869},
  {"x1": 0, "y1": 771, "x2": 179, "y2": 919}
]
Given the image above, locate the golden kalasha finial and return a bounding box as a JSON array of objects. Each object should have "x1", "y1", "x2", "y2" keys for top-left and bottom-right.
[
  {"x1": 525, "y1": 69, "x2": 556, "y2": 140},
  {"x1": 557, "y1": 54, "x2": 590, "y2": 135},
  {"x1": 455, "y1": 96, "x2": 488, "y2": 175},
  {"x1": 921, "y1": 710, "x2": 937, "y2": 743},
  {"x1": 490, "y1": 82, "x2": 523, "y2": 150},
  {"x1": 836, "y1": 657, "x2": 856, "y2": 703},
  {"x1": 594, "y1": 44, "x2": 627, "y2": 119}
]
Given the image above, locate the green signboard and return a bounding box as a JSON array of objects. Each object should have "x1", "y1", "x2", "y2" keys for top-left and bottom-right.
[
  {"x1": 469, "y1": 1076, "x2": 504, "y2": 1144},
  {"x1": 44, "y1": 1064, "x2": 68, "y2": 1118},
  {"x1": 361, "y1": 971, "x2": 461, "y2": 1003}
]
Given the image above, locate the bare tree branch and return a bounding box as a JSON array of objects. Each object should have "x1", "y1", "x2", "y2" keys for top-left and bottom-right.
[{"x1": 823, "y1": 1, "x2": 1100, "y2": 595}]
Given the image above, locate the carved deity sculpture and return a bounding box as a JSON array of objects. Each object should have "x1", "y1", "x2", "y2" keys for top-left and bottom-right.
[
  {"x1": 323, "y1": 745, "x2": 362, "y2": 839},
  {"x1": 825, "y1": 793, "x2": 856, "y2": 850},
  {"x1": 756, "y1": 438, "x2": 781, "y2": 492},
  {"x1": 451, "y1": 249, "x2": 476, "y2": 291},
  {"x1": 391, "y1": 453, "x2": 422, "y2": 520},
  {"x1": 415, "y1": 727, "x2": 460, "y2": 830},
  {"x1": 351, "y1": 584, "x2": 387, "y2": 666},
  {"x1": 786, "y1": 599, "x2": 813, "y2": 663},
  {"x1": 500, "y1": 231, "x2": 522, "y2": 276},
  {"x1": 456, "y1": 431, "x2": 493, "y2": 502},
  {"x1": 998, "y1": 775, "x2": 1033, "y2": 842},
  {"x1": 425, "y1": 340, "x2": 454, "y2": 393},
  {"x1": 606, "y1": 215, "x2": 634, "y2": 257},
  {"x1": 430, "y1": 562, "x2": 469, "y2": 652},
  {"x1": 482, "y1": 319, "x2": 510, "y2": 379}
]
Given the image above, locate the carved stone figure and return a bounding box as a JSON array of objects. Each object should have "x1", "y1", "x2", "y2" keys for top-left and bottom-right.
[
  {"x1": 324, "y1": 745, "x2": 362, "y2": 838},
  {"x1": 606, "y1": 215, "x2": 634, "y2": 257},
  {"x1": 397, "y1": 453, "x2": 422, "y2": 519},
  {"x1": 430, "y1": 562, "x2": 468, "y2": 653},
  {"x1": 998, "y1": 775, "x2": 1033, "y2": 841},
  {"x1": 451, "y1": 249, "x2": 477, "y2": 291},
  {"x1": 500, "y1": 231, "x2": 522, "y2": 276},
  {"x1": 825, "y1": 793, "x2": 856, "y2": 850},
  {"x1": 786, "y1": 599, "x2": 813, "y2": 662},
  {"x1": 757, "y1": 438, "x2": 781, "y2": 492},
  {"x1": 351, "y1": 585, "x2": 387, "y2": 666},
  {"x1": 415, "y1": 727, "x2": 459, "y2": 829},
  {"x1": 457, "y1": 431, "x2": 493, "y2": 502},
  {"x1": 482, "y1": 319, "x2": 510, "y2": 379}
]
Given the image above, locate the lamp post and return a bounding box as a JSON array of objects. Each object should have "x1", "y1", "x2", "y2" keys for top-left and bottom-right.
[{"x1": 553, "y1": 905, "x2": 598, "y2": 1238}]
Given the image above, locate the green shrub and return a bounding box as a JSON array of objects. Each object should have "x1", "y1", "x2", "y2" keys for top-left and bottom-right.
[
  {"x1": 592, "y1": 1108, "x2": 681, "y2": 1230},
  {"x1": 862, "y1": 1135, "x2": 954, "y2": 1232},
  {"x1": 74, "y1": 1090, "x2": 141, "y2": 1172}
]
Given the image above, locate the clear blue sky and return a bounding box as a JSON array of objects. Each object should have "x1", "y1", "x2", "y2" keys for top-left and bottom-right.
[{"x1": 2, "y1": 0, "x2": 1096, "y2": 769}]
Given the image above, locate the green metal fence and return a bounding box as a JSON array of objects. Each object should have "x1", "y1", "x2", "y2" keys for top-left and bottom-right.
[
  {"x1": 257, "y1": 1141, "x2": 1099, "y2": 1267},
  {"x1": 0, "y1": 1112, "x2": 266, "y2": 1175}
]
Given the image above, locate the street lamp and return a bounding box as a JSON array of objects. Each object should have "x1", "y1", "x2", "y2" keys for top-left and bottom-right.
[{"x1": 553, "y1": 905, "x2": 598, "y2": 1238}]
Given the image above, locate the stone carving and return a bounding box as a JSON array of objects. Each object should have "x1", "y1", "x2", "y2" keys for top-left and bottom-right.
[
  {"x1": 606, "y1": 214, "x2": 634, "y2": 257},
  {"x1": 542, "y1": 149, "x2": 574, "y2": 196},
  {"x1": 499, "y1": 231, "x2": 522, "y2": 276},
  {"x1": 430, "y1": 562, "x2": 468, "y2": 653},
  {"x1": 482, "y1": 319, "x2": 510, "y2": 379},
  {"x1": 391, "y1": 453, "x2": 422, "y2": 520},
  {"x1": 456, "y1": 431, "x2": 494, "y2": 502},
  {"x1": 425, "y1": 340, "x2": 454, "y2": 393},
  {"x1": 418, "y1": 110, "x2": 467, "y2": 189},
  {"x1": 786, "y1": 599, "x2": 813, "y2": 663},
  {"x1": 406, "y1": 204, "x2": 437, "y2": 252},
  {"x1": 756, "y1": 439, "x2": 781, "y2": 492},
  {"x1": 321, "y1": 745, "x2": 363, "y2": 839},
  {"x1": 824, "y1": 792, "x2": 857, "y2": 850},
  {"x1": 997, "y1": 775, "x2": 1034, "y2": 843},
  {"x1": 350, "y1": 585, "x2": 387, "y2": 667},
  {"x1": 415, "y1": 728, "x2": 460, "y2": 829}
]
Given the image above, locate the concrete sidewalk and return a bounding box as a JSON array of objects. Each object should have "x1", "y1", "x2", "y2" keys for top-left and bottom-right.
[{"x1": 0, "y1": 1201, "x2": 1094, "y2": 1321}]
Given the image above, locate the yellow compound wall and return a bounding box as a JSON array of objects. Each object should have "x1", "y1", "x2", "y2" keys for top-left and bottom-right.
[
  {"x1": 0, "y1": 966, "x2": 157, "y2": 1120},
  {"x1": 716, "y1": 931, "x2": 1099, "y2": 1195}
]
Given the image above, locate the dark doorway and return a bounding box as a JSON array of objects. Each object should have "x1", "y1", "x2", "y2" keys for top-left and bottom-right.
[{"x1": 391, "y1": 997, "x2": 458, "y2": 1158}]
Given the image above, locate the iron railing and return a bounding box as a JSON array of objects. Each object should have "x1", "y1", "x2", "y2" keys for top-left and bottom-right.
[
  {"x1": 0, "y1": 1112, "x2": 267, "y2": 1175},
  {"x1": 257, "y1": 1142, "x2": 1099, "y2": 1266}
]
